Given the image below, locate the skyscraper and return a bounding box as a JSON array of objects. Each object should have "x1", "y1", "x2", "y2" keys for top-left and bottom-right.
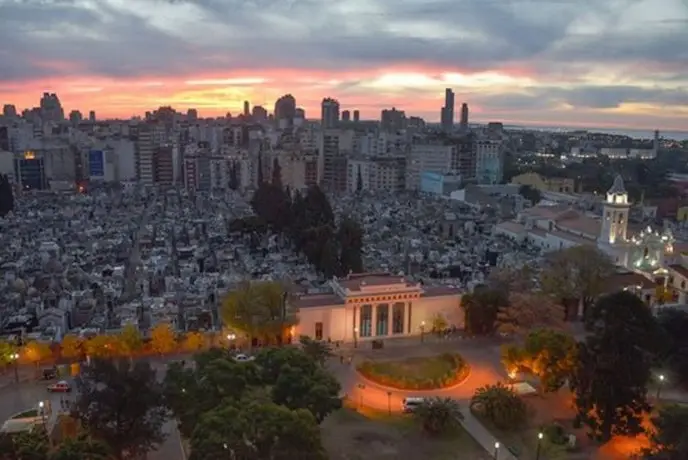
[
  {"x1": 342, "y1": 110, "x2": 351, "y2": 122},
  {"x1": 321, "y1": 98, "x2": 340, "y2": 129},
  {"x1": 441, "y1": 88, "x2": 455, "y2": 132},
  {"x1": 353, "y1": 110, "x2": 360, "y2": 122},
  {"x1": 460, "y1": 103, "x2": 469, "y2": 130},
  {"x1": 243, "y1": 101, "x2": 250, "y2": 117}
]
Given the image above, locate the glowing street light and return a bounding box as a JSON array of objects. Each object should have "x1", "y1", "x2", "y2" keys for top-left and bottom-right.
[
  {"x1": 226, "y1": 333, "x2": 236, "y2": 341},
  {"x1": 353, "y1": 327, "x2": 359, "y2": 348},
  {"x1": 10, "y1": 353, "x2": 19, "y2": 383},
  {"x1": 657, "y1": 374, "x2": 665, "y2": 400},
  {"x1": 536, "y1": 432, "x2": 544, "y2": 460},
  {"x1": 420, "y1": 321, "x2": 426, "y2": 343},
  {"x1": 493, "y1": 441, "x2": 500, "y2": 459}
]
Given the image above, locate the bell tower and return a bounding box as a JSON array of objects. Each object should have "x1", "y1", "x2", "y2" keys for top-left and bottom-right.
[{"x1": 599, "y1": 174, "x2": 630, "y2": 245}]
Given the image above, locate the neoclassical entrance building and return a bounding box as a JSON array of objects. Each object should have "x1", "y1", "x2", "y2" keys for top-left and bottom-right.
[{"x1": 291, "y1": 273, "x2": 463, "y2": 343}]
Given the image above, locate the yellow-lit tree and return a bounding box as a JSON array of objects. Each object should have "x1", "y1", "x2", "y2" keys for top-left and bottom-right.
[
  {"x1": 23, "y1": 341, "x2": 53, "y2": 369},
  {"x1": 151, "y1": 324, "x2": 177, "y2": 356},
  {"x1": 85, "y1": 335, "x2": 121, "y2": 359},
  {"x1": 182, "y1": 331, "x2": 205, "y2": 353},
  {"x1": 120, "y1": 324, "x2": 144, "y2": 358},
  {"x1": 60, "y1": 335, "x2": 83, "y2": 361},
  {"x1": 221, "y1": 281, "x2": 297, "y2": 349}
]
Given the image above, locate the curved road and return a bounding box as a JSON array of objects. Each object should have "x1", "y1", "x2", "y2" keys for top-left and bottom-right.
[{"x1": 333, "y1": 340, "x2": 509, "y2": 413}]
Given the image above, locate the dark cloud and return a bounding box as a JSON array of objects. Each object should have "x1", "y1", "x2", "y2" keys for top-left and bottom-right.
[{"x1": 0, "y1": 0, "x2": 686, "y2": 90}]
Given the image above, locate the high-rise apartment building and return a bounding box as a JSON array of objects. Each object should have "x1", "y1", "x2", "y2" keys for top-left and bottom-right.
[
  {"x1": 252, "y1": 105, "x2": 268, "y2": 121},
  {"x1": 274, "y1": 94, "x2": 296, "y2": 127},
  {"x1": 321, "y1": 98, "x2": 340, "y2": 129},
  {"x1": 2, "y1": 104, "x2": 17, "y2": 118},
  {"x1": 460, "y1": 103, "x2": 469, "y2": 130},
  {"x1": 353, "y1": 110, "x2": 360, "y2": 122},
  {"x1": 153, "y1": 146, "x2": 174, "y2": 186},
  {"x1": 342, "y1": 110, "x2": 351, "y2": 122},
  {"x1": 89, "y1": 111, "x2": 96, "y2": 122},
  {"x1": 39, "y1": 92, "x2": 64, "y2": 122},
  {"x1": 380, "y1": 108, "x2": 406, "y2": 132},
  {"x1": 243, "y1": 101, "x2": 250, "y2": 117},
  {"x1": 441, "y1": 88, "x2": 455, "y2": 132}
]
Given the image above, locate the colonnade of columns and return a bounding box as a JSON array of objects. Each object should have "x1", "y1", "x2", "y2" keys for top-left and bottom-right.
[{"x1": 351, "y1": 301, "x2": 412, "y2": 340}]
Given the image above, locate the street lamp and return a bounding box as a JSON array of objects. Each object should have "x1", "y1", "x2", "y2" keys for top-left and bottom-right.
[
  {"x1": 10, "y1": 353, "x2": 19, "y2": 383},
  {"x1": 535, "y1": 432, "x2": 544, "y2": 460},
  {"x1": 657, "y1": 374, "x2": 665, "y2": 400},
  {"x1": 387, "y1": 391, "x2": 392, "y2": 415},
  {"x1": 353, "y1": 327, "x2": 358, "y2": 348},
  {"x1": 493, "y1": 441, "x2": 500, "y2": 459},
  {"x1": 357, "y1": 383, "x2": 365, "y2": 409},
  {"x1": 38, "y1": 401, "x2": 51, "y2": 446},
  {"x1": 420, "y1": 321, "x2": 426, "y2": 343}
]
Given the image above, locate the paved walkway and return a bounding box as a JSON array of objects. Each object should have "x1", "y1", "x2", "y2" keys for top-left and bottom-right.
[{"x1": 330, "y1": 335, "x2": 518, "y2": 459}]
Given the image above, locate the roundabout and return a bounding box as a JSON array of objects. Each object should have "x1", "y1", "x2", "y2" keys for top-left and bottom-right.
[{"x1": 355, "y1": 352, "x2": 471, "y2": 391}]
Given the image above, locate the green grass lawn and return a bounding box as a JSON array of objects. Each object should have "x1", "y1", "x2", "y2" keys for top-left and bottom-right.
[
  {"x1": 472, "y1": 411, "x2": 570, "y2": 460},
  {"x1": 11, "y1": 409, "x2": 39, "y2": 419},
  {"x1": 322, "y1": 407, "x2": 491, "y2": 460},
  {"x1": 357, "y1": 353, "x2": 469, "y2": 389}
]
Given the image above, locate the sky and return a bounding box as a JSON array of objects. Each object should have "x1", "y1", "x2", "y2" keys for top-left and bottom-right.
[{"x1": 0, "y1": 0, "x2": 687, "y2": 130}]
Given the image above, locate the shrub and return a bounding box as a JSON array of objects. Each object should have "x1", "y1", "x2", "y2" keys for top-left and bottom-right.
[
  {"x1": 470, "y1": 382, "x2": 527, "y2": 430},
  {"x1": 356, "y1": 354, "x2": 469, "y2": 390}
]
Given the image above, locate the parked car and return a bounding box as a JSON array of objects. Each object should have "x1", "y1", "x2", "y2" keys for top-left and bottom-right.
[
  {"x1": 47, "y1": 381, "x2": 71, "y2": 393},
  {"x1": 42, "y1": 367, "x2": 57, "y2": 380},
  {"x1": 233, "y1": 354, "x2": 255, "y2": 363},
  {"x1": 402, "y1": 397, "x2": 425, "y2": 413}
]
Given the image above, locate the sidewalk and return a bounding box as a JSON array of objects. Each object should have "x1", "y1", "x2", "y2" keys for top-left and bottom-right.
[{"x1": 458, "y1": 404, "x2": 517, "y2": 460}]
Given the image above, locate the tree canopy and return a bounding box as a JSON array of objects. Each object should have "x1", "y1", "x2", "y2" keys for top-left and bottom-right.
[
  {"x1": 644, "y1": 404, "x2": 688, "y2": 459},
  {"x1": 73, "y1": 358, "x2": 169, "y2": 458},
  {"x1": 571, "y1": 291, "x2": 657, "y2": 441},
  {"x1": 164, "y1": 346, "x2": 340, "y2": 458},
  {"x1": 655, "y1": 308, "x2": 688, "y2": 388}
]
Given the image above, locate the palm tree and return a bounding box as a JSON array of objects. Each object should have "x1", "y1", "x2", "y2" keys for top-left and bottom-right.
[
  {"x1": 470, "y1": 382, "x2": 527, "y2": 429},
  {"x1": 221, "y1": 281, "x2": 297, "y2": 350},
  {"x1": 413, "y1": 397, "x2": 464, "y2": 435}
]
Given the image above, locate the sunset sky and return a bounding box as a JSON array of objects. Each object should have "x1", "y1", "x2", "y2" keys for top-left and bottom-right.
[{"x1": 1, "y1": 0, "x2": 687, "y2": 130}]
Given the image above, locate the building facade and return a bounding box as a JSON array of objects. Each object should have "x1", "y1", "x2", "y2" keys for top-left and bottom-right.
[{"x1": 292, "y1": 273, "x2": 463, "y2": 343}]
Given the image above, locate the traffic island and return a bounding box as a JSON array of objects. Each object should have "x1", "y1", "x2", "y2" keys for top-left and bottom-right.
[{"x1": 356, "y1": 352, "x2": 470, "y2": 390}]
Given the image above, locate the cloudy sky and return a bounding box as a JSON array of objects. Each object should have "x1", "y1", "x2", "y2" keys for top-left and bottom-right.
[{"x1": 1, "y1": 0, "x2": 687, "y2": 129}]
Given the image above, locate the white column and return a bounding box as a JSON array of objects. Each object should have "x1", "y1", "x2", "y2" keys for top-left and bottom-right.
[
  {"x1": 388, "y1": 305, "x2": 393, "y2": 336},
  {"x1": 372, "y1": 304, "x2": 378, "y2": 337},
  {"x1": 352, "y1": 305, "x2": 358, "y2": 343}
]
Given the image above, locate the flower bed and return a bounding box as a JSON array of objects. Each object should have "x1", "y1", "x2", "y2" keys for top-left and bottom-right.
[{"x1": 357, "y1": 353, "x2": 469, "y2": 390}]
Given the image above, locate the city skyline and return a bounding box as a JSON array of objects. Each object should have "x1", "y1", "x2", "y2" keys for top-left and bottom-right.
[{"x1": 1, "y1": 0, "x2": 687, "y2": 130}]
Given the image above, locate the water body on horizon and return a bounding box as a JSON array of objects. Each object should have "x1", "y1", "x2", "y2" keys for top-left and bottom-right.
[{"x1": 507, "y1": 125, "x2": 688, "y2": 141}]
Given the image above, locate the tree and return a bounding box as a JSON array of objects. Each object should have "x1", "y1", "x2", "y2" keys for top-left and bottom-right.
[
  {"x1": 228, "y1": 163, "x2": 239, "y2": 190},
  {"x1": 189, "y1": 400, "x2": 327, "y2": 460},
  {"x1": 470, "y1": 382, "x2": 527, "y2": 429},
  {"x1": 571, "y1": 291, "x2": 658, "y2": 441},
  {"x1": 181, "y1": 331, "x2": 205, "y2": 353},
  {"x1": 0, "y1": 340, "x2": 17, "y2": 366},
  {"x1": 656, "y1": 308, "x2": 688, "y2": 388},
  {"x1": 50, "y1": 434, "x2": 111, "y2": 460},
  {"x1": 271, "y1": 359, "x2": 342, "y2": 423},
  {"x1": 271, "y1": 157, "x2": 282, "y2": 187},
  {"x1": 60, "y1": 335, "x2": 83, "y2": 361},
  {"x1": 150, "y1": 324, "x2": 177, "y2": 356},
  {"x1": 23, "y1": 340, "x2": 53, "y2": 369},
  {"x1": 644, "y1": 404, "x2": 688, "y2": 459},
  {"x1": 0, "y1": 174, "x2": 15, "y2": 218},
  {"x1": 73, "y1": 358, "x2": 169, "y2": 459},
  {"x1": 518, "y1": 184, "x2": 542, "y2": 204},
  {"x1": 413, "y1": 397, "x2": 464, "y2": 435},
  {"x1": 487, "y1": 265, "x2": 536, "y2": 296},
  {"x1": 221, "y1": 281, "x2": 296, "y2": 348},
  {"x1": 462, "y1": 287, "x2": 507, "y2": 335},
  {"x1": 496, "y1": 293, "x2": 566, "y2": 336},
  {"x1": 337, "y1": 216, "x2": 364, "y2": 275},
  {"x1": 540, "y1": 246, "x2": 615, "y2": 319},
  {"x1": 85, "y1": 335, "x2": 121, "y2": 359},
  {"x1": 502, "y1": 329, "x2": 577, "y2": 392},
  {"x1": 299, "y1": 335, "x2": 332, "y2": 366},
  {"x1": 120, "y1": 324, "x2": 143, "y2": 359},
  {"x1": 4, "y1": 430, "x2": 49, "y2": 460},
  {"x1": 431, "y1": 313, "x2": 448, "y2": 335},
  {"x1": 163, "y1": 351, "x2": 261, "y2": 439}
]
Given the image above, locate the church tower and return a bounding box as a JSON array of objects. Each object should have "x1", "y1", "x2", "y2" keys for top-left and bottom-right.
[{"x1": 599, "y1": 175, "x2": 630, "y2": 245}]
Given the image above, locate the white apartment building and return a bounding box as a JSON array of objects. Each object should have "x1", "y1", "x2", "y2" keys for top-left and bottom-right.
[
  {"x1": 347, "y1": 156, "x2": 405, "y2": 193},
  {"x1": 475, "y1": 140, "x2": 503, "y2": 185},
  {"x1": 407, "y1": 144, "x2": 455, "y2": 190}
]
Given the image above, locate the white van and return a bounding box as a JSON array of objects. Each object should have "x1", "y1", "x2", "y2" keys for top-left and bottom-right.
[{"x1": 402, "y1": 397, "x2": 426, "y2": 413}]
